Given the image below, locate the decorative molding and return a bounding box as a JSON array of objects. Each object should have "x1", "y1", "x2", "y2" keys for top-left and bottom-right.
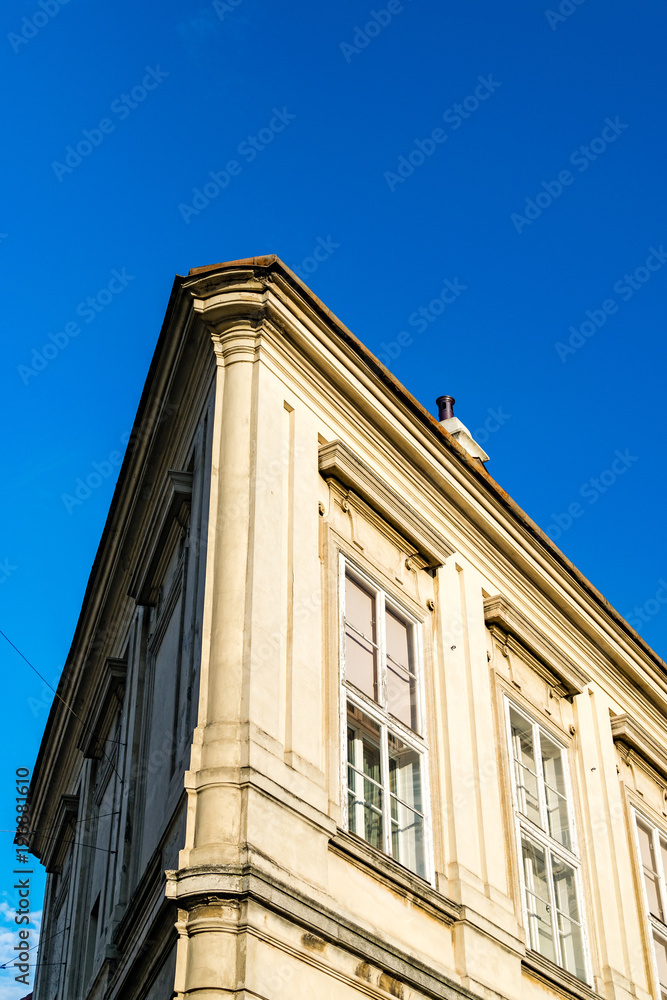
[
  {"x1": 128, "y1": 470, "x2": 193, "y2": 606},
  {"x1": 166, "y1": 863, "x2": 475, "y2": 1000},
  {"x1": 523, "y1": 950, "x2": 601, "y2": 1000},
  {"x1": 484, "y1": 596, "x2": 590, "y2": 696},
  {"x1": 611, "y1": 713, "x2": 667, "y2": 783},
  {"x1": 77, "y1": 657, "x2": 127, "y2": 760},
  {"x1": 36, "y1": 794, "x2": 79, "y2": 873},
  {"x1": 319, "y1": 440, "x2": 454, "y2": 569},
  {"x1": 329, "y1": 831, "x2": 461, "y2": 925},
  {"x1": 186, "y1": 268, "x2": 268, "y2": 345},
  {"x1": 113, "y1": 850, "x2": 165, "y2": 953}
]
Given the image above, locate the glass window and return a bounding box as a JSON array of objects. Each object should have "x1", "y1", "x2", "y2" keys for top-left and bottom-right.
[
  {"x1": 638, "y1": 821, "x2": 665, "y2": 921},
  {"x1": 552, "y1": 856, "x2": 586, "y2": 980},
  {"x1": 541, "y1": 734, "x2": 571, "y2": 851},
  {"x1": 344, "y1": 575, "x2": 378, "y2": 701},
  {"x1": 522, "y1": 836, "x2": 556, "y2": 963},
  {"x1": 386, "y1": 609, "x2": 417, "y2": 730},
  {"x1": 507, "y1": 700, "x2": 588, "y2": 982},
  {"x1": 342, "y1": 559, "x2": 428, "y2": 880},
  {"x1": 510, "y1": 707, "x2": 541, "y2": 828},
  {"x1": 634, "y1": 813, "x2": 667, "y2": 999},
  {"x1": 388, "y1": 733, "x2": 425, "y2": 874},
  {"x1": 347, "y1": 705, "x2": 383, "y2": 850},
  {"x1": 653, "y1": 932, "x2": 667, "y2": 996}
]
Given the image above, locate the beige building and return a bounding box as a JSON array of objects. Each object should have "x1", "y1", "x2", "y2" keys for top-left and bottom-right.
[{"x1": 29, "y1": 255, "x2": 667, "y2": 1000}]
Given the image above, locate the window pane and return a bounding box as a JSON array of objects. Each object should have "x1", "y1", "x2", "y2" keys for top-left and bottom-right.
[
  {"x1": 388, "y1": 733, "x2": 425, "y2": 877},
  {"x1": 638, "y1": 823, "x2": 664, "y2": 920},
  {"x1": 638, "y1": 822, "x2": 656, "y2": 870},
  {"x1": 541, "y1": 735, "x2": 571, "y2": 850},
  {"x1": 388, "y1": 734, "x2": 423, "y2": 812},
  {"x1": 391, "y1": 799, "x2": 426, "y2": 878},
  {"x1": 522, "y1": 837, "x2": 557, "y2": 963},
  {"x1": 386, "y1": 609, "x2": 417, "y2": 731},
  {"x1": 557, "y1": 910, "x2": 586, "y2": 980},
  {"x1": 551, "y1": 856, "x2": 586, "y2": 978},
  {"x1": 654, "y1": 933, "x2": 667, "y2": 989},
  {"x1": 347, "y1": 705, "x2": 383, "y2": 850},
  {"x1": 551, "y1": 856, "x2": 580, "y2": 921},
  {"x1": 345, "y1": 575, "x2": 378, "y2": 701},
  {"x1": 386, "y1": 608, "x2": 411, "y2": 668},
  {"x1": 646, "y1": 874, "x2": 664, "y2": 921},
  {"x1": 510, "y1": 708, "x2": 541, "y2": 828}
]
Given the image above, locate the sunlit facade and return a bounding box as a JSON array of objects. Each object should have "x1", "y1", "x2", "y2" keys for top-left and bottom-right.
[{"x1": 29, "y1": 256, "x2": 667, "y2": 1000}]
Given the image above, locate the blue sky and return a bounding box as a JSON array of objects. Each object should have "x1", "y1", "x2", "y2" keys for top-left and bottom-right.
[{"x1": 1, "y1": 0, "x2": 666, "y2": 992}]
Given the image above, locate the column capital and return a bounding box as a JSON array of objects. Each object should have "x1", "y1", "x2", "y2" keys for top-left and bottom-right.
[{"x1": 184, "y1": 267, "x2": 269, "y2": 362}]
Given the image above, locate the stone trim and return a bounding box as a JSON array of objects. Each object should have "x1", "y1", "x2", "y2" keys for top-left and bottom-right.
[
  {"x1": 484, "y1": 596, "x2": 590, "y2": 696},
  {"x1": 319, "y1": 440, "x2": 454, "y2": 569},
  {"x1": 128, "y1": 469, "x2": 193, "y2": 606},
  {"x1": 113, "y1": 849, "x2": 165, "y2": 953},
  {"x1": 107, "y1": 891, "x2": 176, "y2": 1000},
  {"x1": 77, "y1": 657, "x2": 127, "y2": 760},
  {"x1": 611, "y1": 713, "x2": 667, "y2": 782},
  {"x1": 523, "y1": 950, "x2": 602, "y2": 1000},
  {"x1": 166, "y1": 864, "x2": 475, "y2": 1000},
  {"x1": 36, "y1": 793, "x2": 79, "y2": 873},
  {"x1": 329, "y1": 831, "x2": 461, "y2": 925}
]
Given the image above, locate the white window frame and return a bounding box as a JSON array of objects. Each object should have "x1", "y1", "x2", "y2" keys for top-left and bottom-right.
[
  {"x1": 505, "y1": 698, "x2": 592, "y2": 984},
  {"x1": 339, "y1": 553, "x2": 433, "y2": 883},
  {"x1": 632, "y1": 808, "x2": 667, "y2": 1000}
]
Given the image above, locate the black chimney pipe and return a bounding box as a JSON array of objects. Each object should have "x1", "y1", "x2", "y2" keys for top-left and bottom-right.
[{"x1": 436, "y1": 395, "x2": 455, "y2": 421}]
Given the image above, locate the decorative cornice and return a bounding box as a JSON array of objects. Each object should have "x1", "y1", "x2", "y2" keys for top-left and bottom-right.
[
  {"x1": 32, "y1": 793, "x2": 79, "y2": 872},
  {"x1": 319, "y1": 440, "x2": 454, "y2": 569},
  {"x1": 165, "y1": 862, "x2": 476, "y2": 1000},
  {"x1": 185, "y1": 268, "x2": 268, "y2": 343},
  {"x1": 77, "y1": 657, "x2": 127, "y2": 760},
  {"x1": 128, "y1": 469, "x2": 193, "y2": 605},
  {"x1": 327, "y1": 479, "x2": 431, "y2": 572},
  {"x1": 329, "y1": 831, "x2": 461, "y2": 925},
  {"x1": 522, "y1": 950, "x2": 601, "y2": 1000},
  {"x1": 484, "y1": 596, "x2": 590, "y2": 696},
  {"x1": 611, "y1": 713, "x2": 667, "y2": 782}
]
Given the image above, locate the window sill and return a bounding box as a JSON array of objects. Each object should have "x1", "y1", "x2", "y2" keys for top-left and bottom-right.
[
  {"x1": 523, "y1": 950, "x2": 600, "y2": 1000},
  {"x1": 329, "y1": 830, "x2": 460, "y2": 925}
]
